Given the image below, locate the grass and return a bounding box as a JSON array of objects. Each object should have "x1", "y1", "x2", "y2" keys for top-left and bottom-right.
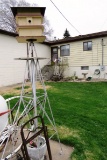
[
  {"x1": 2, "y1": 82, "x2": 107, "y2": 160},
  {"x1": 44, "y1": 82, "x2": 107, "y2": 160}
]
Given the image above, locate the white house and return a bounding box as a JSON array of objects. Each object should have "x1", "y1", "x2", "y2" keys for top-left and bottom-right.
[
  {"x1": 0, "y1": 29, "x2": 50, "y2": 87},
  {"x1": 1, "y1": 29, "x2": 107, "y2": 87}
]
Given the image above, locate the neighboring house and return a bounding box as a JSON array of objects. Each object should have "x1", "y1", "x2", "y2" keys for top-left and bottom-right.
[
  {"x1": 49, "y1": 31, "x2": 107, "y2": 79},
  {"x1": 1, "y1": 29, "x2": 107, "y2": 87},
  {"x1": 0, "y1": 29, "x2": 50, "y2": 87}
]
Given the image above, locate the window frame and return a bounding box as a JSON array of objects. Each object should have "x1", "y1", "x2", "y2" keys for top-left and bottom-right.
[
  {"x1": 83, "y1": 41, "x2": 92, "y2": 51},
  {"x1": 60, "y1": 44, "x2": 70, "y2": 57}
]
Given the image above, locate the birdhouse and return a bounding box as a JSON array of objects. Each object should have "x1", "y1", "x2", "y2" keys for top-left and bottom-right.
[{"x1": 11, "y1": 7, "x2": 46, "y2": 43}]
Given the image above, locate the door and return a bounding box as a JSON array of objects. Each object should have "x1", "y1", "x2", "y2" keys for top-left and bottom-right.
[{"x1": 51, "y1": 47, "x2": 58, "y2": 64}]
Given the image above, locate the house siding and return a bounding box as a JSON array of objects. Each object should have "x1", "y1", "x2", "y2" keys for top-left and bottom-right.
[
  {"x1": 0, "y1": 33, "x2": 50, "y2": 87},
  {"x1": 51, "y1": 36, "x2": 107, "y2": 79}
]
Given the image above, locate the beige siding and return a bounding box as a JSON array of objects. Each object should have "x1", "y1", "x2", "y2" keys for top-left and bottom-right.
[
  {"x1": 51, "y1": 37, "x2": 107, "y2": 78},
  {"x1": 51, "y1": 37, "x2": 107, "y2": 67}
]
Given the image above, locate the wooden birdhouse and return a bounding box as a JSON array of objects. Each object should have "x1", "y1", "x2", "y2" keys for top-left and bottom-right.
[{"x1": 11, "y1": 7, "x2": 46, "y2": 43}]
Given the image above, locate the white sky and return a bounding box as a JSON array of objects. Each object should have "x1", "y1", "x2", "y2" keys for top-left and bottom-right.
[{"x1": 25, "y1": 0, "x2": 107, "y2": 39}]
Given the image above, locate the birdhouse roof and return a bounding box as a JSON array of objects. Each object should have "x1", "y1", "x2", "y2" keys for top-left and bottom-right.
[{"x1": 11, "y1": 7, "x2": 46, "y2": 17}]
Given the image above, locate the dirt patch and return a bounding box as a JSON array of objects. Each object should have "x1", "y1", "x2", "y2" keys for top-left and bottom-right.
[
  {"x1": 46, "y1": 140, "x2": 73, "y2": 160},
  {"x1": 0, "y1": 82, "x2": 51, "y2": 95}
]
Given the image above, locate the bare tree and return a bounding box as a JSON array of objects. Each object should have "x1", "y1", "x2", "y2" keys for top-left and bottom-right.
[
  {"x1": 43, "y1": 16, "x2": 53, "y2": 40},
  {"x1": 0, "y1": 0, "x2": 53, "y2": 40}
]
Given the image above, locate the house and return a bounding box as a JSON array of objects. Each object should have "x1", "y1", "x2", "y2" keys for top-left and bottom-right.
[
  {"x1": 49, "y1": 31, "x2": 107, "y2": 79},
  {"x1": 1, "y1": 29, "x2": 107, "y2": 87},
  {"x1": 0, "y1": 29, "x2": 50, "y2": 87}
]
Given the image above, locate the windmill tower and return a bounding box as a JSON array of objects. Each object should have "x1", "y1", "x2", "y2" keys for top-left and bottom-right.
[
  {"x1": 0, "y1": 7, "x2": 62, "y2": 160},
  {"x1": 9, "y1": 7, "x2": 61, "y2": 160}
]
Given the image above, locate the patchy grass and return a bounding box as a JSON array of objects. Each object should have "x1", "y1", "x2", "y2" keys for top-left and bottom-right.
[
  {"x1": 15, "y1": 85, "x2": 30, "y2": 90},
  {"x1": 0, "y1": 82, "x2": 51, "y2": 96},
  {"x1": 2, "y1": 82, "x2": 107, "y2": 160}
]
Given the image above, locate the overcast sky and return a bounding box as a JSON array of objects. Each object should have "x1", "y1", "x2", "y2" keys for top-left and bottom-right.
[{"x1": 26, "y1": 0, "x2": 107, "y2": 39}]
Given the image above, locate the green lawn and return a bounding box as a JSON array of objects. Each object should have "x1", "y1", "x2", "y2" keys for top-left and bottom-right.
[
  {"x1": 3, "y1": 82, "x2": 107, "y2": 160},
  {"x1": 45, "y1": 82, "x2": 107, "y2": 160}
]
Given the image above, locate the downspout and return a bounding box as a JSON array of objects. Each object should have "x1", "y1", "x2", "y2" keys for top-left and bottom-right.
[{"x1": 102, "y1": 39, "x2": 104, "y2": 66}]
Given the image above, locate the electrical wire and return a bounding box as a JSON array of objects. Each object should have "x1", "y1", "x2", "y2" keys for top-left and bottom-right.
[{"x1": 49, "y1": 0, "x2": 82, "y2": 35}]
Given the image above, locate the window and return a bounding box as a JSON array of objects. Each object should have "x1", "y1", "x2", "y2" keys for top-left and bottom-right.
[
  {"x1": 60, "y1": 44, "x2": 70, "y2": 56},
  {"x1": 81, "y1": 66, "x2": 89, "y2": 70},
  {"x1": 52, "y1": 48, "x2": 57, "y2": 53},
  {"x1": 83, "y1": 41, "x2": 92, "y2": 51}
]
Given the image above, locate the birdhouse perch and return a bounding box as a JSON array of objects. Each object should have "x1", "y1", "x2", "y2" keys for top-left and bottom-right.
[{"x1": 11, "y1": 7, "x2": 46, "y2": 43}]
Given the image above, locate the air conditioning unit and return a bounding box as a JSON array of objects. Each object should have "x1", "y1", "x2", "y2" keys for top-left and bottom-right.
[{"x1": 100, "y1": 66, "x2": 105, "y2": 71}]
